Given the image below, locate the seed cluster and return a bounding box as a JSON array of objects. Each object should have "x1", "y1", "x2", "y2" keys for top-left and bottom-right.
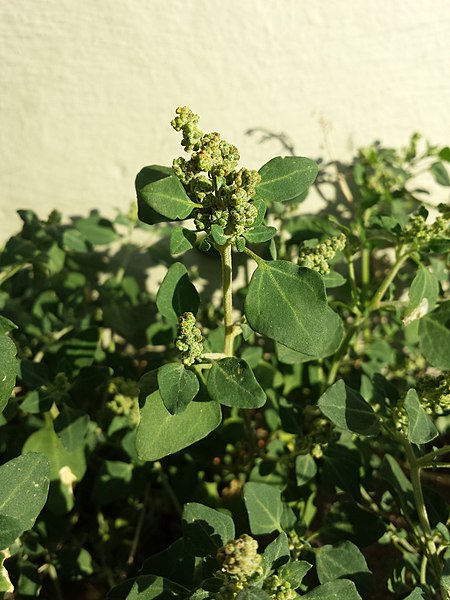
[
  {"x1": 298, "y1": 234, "x2": 346, "y2": 275},
  {"x1": 401, "y1": 204, "x2": 449, "y2": 248},
  {"x1": 171, "y1": 107, "x2": 260, "y2": 241},
  {"x1": 263, "y1": 574, "x2": 297, "y2": 599},
  {"x1": 175, "y1": 311, "x2": 203, "y2": 366},
  {"x1": 215, "y1": 534, "x2": 263, "y2": 599}
]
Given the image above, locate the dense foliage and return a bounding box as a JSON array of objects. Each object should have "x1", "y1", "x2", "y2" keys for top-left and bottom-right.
[{"x1": 0, "y1": 108, "x2": 449, "y2": 599}]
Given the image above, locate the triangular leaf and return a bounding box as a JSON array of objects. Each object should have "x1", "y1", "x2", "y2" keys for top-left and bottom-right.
[{"x1": 206, "y1": 358, "x2": 266, "y2": 408}]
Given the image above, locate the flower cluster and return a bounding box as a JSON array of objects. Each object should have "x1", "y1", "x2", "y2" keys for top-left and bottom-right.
[
  {"x1": 106, "y1": 378, "x2": 139, "y2": 423},
  {"x1": 175, "y1": 311, "x2": 203, "y2": 366},
  {"x1": 263, "y1": 574, "x2": 297, "y2": 599},
  {"x1": 401, "y1": 204, "x2": 449, "y2": 249},
  {"x1": 416, "y1": 374, "x2": 450, "y2": 415},
  {"x1": 215, "y1": 534, "x2": 263, "y2": 599},
  {"x1": 171, "y1": 107, "x2": 260, "y2": 241},
  {"x1": 298, "y1": 234, "x2": 346, "y2": 275}
]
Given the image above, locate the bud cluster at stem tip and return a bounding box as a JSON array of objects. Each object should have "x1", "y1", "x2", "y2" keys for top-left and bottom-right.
[
  {"x1": 171, "y1": 106, "x2": 261, "y2": 242},
  {"x1": 175, "y1": 311, "x2": 203, "y2": 366},
  {"x1": 298, "y1": 234, "x2": 347, "y2": 275}
]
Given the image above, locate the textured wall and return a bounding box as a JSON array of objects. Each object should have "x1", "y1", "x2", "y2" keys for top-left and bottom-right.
[{"x1": 1, "y1": 0, "x2": 450, "y2": 240}]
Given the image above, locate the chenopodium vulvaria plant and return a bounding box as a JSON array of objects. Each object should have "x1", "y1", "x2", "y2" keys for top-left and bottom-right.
[{"x1": 134, "y1": 106, "x2": 343, "y2": 461}]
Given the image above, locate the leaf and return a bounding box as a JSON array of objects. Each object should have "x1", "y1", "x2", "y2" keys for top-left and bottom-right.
[
  {"x1": 206, "y1": 358, "x2": 266, "y2": 409},
  {"x1": 262, "y1": 532, "x2": 290, "y2": 573},
  {"x1": 439, "y1": 146, "x2": 450, "y2": 162},
  {"x1": 244, "y1": 261, "x2": 343, "y2": 358},
  {"x1": 402, "y1": 589, "x2": 428, "y2": 600},
  {"x1": 380, "y1": 454, "x2": 415, "y2": 517},
  {"x1": 0, "y1": 454, "x2": 50, "y2": 550},
  {"x1": 322, "y1": 271, "x2": 347, "y2": 288},
  {"x1": 430, "y1": 161, "x2": 450, "y2": 186},
  {"x1": 318, "y1": 380, "x2": 380, "y2": 436},
  {"x1": 418, "y1": 301, "x2": 450, "y2": 369},
  {"x1": 278, "y1": 560, "x2": 312, "y2": 588},
  {"x1": 141, "y1": 539, "x2": 195, "y2": 588},
  {"x1": 170, "y1": 227, "x2": 196, "y2": 255},
  {"x1": 136, "y1": 371, "x2": 221, "y2": 461},
  {"x1": 404, "y1": 388, "x2": 438, "y2": 444},
  {"x1": 54, "y1": 405, "x2": 90, "y2": 452},
  {"x1": 157, "y1": 363, "x2": 200, "y2": 414},
  {"x1": 295, "y1": 454, "x2": 317, "y2": 487},
  {"x1": 404, "y1": 264, "x2": 439, "y2": 324},
  {"x1": 136, "y1": 165, "x2": 196, "y2": 221},
  {"x1": 236, "y1": 589, "x2": 271, "y2": 600},
  {"x1": 302, "y1": 579, "x2": 363, "y2": 599},
  {"x1": 316, "y1": 541, "x2": 373, "y2": 593},
  {"x1": 117, "y1": 574, "x2": 188, "y2": 599},
  {"x1": 0, "y1": 317, "x2": 17, "y2": 335},
  {"x1": 0, "y1": 334, "x2": 18, "y2": 414},
  {"x1": 74, "y1": 215, "x2": 118, "y2": 245},
  {"x1": 182, "y1": 503, "x2": 235, "y2": 557},
  {"x1": 156, "y1": 262, "x2": 200, "y2": 324},
  {"x1": 256, "y1": 157, "x2": 318, "y2": 203},
  {"x1": 244, "y1": 225, "x2": 277, "y2": 244},
  {"x1": 210, "y1": 225, "x2": 227, "y2": 245},
  {"x1": 243, "y1": 482, "x2": 284, "y2": 535}
]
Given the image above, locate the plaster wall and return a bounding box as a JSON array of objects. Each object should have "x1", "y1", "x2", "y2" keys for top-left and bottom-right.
[{"x1": 1, "y1": 0, "x2": 450, "y2": 240}]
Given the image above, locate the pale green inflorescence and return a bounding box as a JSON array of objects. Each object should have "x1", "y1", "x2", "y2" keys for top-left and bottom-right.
[
  {"x1": 214, "y1": 534, "x2": 263, "y2": 599},
  {"x1": 263, "y1": 574, "x2": 297, "y2": 600},
  {"x1": 175, "y1": 311, "x2": 204, "y2": 366},
  {"x1": 171, "y1": 107, "x2": 260, "y2": 242},
  {"x1": 298, "y1": 234, "x2": 346, "y2": 275},
  {"x1": 401, "y1": 203, "x2": 450, "y2": 249}
]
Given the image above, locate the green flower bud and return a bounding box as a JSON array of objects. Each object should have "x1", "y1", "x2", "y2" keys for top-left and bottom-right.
[{"x1": 175, "y1": 312, "x2": 203, "y2": 366}]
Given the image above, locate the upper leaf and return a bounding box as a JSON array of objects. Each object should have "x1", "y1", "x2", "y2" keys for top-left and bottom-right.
[
  {"x1": 156, "y1": 262, "x2": 200, "y2": 324},
  {"x1": 256, "y1": 156, "x2": 318, "y2": 203},
  {"x1": 0, "y1": 453, "x2": 50, "y2": 550},
  {"x1": 418, "y1": 301, "x2": 450, "y2": 370},
  {"x1": 0, "y1": 334, "x2": 18, "y2": 414},
  {"x1": 404, "y1": 388, "x2": 438, "y2": 444},
  {"x1": 136, "y1": 165, "x2": 196, "y2": 223},
  {"x1": 244, "y1": 261, "x2": 343, "y2": 358},
  {"x1": 206, "y1": 358, "x2": 266, "y2": 409},
  {"x1": 243, "y1": 482, "x2": 284, "y2": 535},
  {"x1": 182, "y1": 503, "x2": 235, "y2": 557},
  {"x1": 302, "y1": 579, "x2": 363, "y2": 599},
  {"x1": 136, "y1": 371, "x2": 221, "y2": 461},
  {"x1": 157, "y1": 363, "x2": 200, "y2": 414},
  {"x1": 318, "y1": 380, "x2": 380, "y2": 436}
]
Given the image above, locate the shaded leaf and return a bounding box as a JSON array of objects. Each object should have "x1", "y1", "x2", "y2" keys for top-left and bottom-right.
[
  {"x1": 0, "y1": 335, "x2": 18, "y2": 414},
  {"x1": 156, "y1": 262, "x2": 200, "y2": 324},
  {"x1": 418, "y1": 302, "x2": 450, "y2": 369},
  {"x1": 404, "y1": 388, "x2": 438, "y2": 444},
  {"x1": 243, "y1": 482, "x2": 283, "y2": 535},
  {"x1": 170, "y1": 227, "x2": 196, "y2": 255},
  {"x1": 206, "y1": 358, "x2": 266, "y2": 409},
  {"x1": 158, "y1": 363, "x2": 200, "y2": 414},
  {"x1": 182, "y1": 503, "x2": 234, "y2": 557},
  {"x1": 303, "y1": 579, "x2": 362, "y2": 599}
]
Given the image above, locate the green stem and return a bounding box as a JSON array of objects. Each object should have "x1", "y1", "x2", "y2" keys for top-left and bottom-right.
[
  {"x1": 368, "y1": 251, "x2": 409, "y2": 311},
  {"x1": 220, "y1": 243, "x2": 234, "y2": 357},
  {"x1": 403, "y1": 440, "x2": 443, "y2": 591},
  {"x1": 360, "y1": 208, "x2": 372, "y2": 303},
  {"x1": 417, "y1": 445, "x2": 450, "y2": 468},
  {"x1": 346, "y1": 253, "x2": 361, "y2": 312},
  {"x1": 326, "y1": 317, "x2": 365, "y2": 385},
  {"x1": 153, "y1": 461, "x2": 182, "y2": 517}
]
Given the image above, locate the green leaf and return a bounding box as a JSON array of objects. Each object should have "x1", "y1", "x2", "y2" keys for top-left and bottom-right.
[
  {"x1": 182, "y1": 503, "x2": 235, "y2": 557},
  {"x1": 156, "y1": 262, "x2": 200, "y2": 324},
  {"x1": 322, "y1": 271, "x2": 347, "y2": 288},
  {"x1": 206, "y1": 358, "x2": 266, "y2": 409},
  {"x1": 262, "y1": 532, "x2": 290, "y2": 573},
  {"x1": 278, "y1": 560, "x2": 312, "y2": 588},
  {"x1": 0, "y1": 454, "x2": 50, "y2": 550},
  {"x1": 0, "y1": 334, "x2": 18, "y2": 414},
  {"x1": 109, "y1": 574, "x2": 188, "y2": 599},
  {"x1": 404, "y1": 388, "x2": 438, "y2": 444},
  {"x1": 302, "y1": 579, "x2": 362, "y2": 599},
  {"x1": 244, "y1": 225, "x2": 277, "y2": 244},
  {"x1": 0, "y1": 317, "x2": 17, "y2": 335},
  {"x1": 245, "y1": 261, "x2": 343, "y2": 358},
  {"x1": 380, "y1": 454, "x2": 415, "y2": 517},
  {"x1": 136, "y1": 371, "x2": 221, "y2": 461},
  {"x1": 256, "y1": 157, "x2": 318, "y2": 203},
  {"x1": 136, "y1": 165, "x2": 196, "y2": 221},
  {"x1": 243, "y1": 482, "x2": 284, "y2": 535},
  {"x1": 210, "y1": 225, "x2": 227, "y2": 245},
  {"x1": 170, "y1": 227, "x2": 196, "y2": 255},
  {"x1": 402, "y1": 589, "x2": 428, "y2": 600},
  {"x1": 295, "y1": 454, "x2": 317, "y2": 487},
  {"x1": 418, "y1": 301, "x2": 450, "y2": 369},
  {"x1": 74, "y1": 215, "x2": 118, "y2": 245},
  {"x1": 54, "y1": 405, "x2": 90, "y2": 451},
  {"x1": 439, "y1": 146, "x2": 450, "y2": 162},
  {"x1": 316, "y1": 541, "x2": 372, "y2": 593},
  {"x1": 318, "y1": 380, "x2": 380, "y2": 436},
  {"x1": 404, "y1": 264, "x2": 439, "y2": 323},
  {"x1": 157, "y1": 363, "x2": 200, "y2": 414},
  {"x1": 430, "y1": 161, "x2": 450, "y2": 186}
]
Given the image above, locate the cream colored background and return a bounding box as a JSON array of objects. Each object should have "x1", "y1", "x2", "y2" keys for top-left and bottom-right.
[{"x1": 1, "y1": 0, "x2": 450, "y2": 241}]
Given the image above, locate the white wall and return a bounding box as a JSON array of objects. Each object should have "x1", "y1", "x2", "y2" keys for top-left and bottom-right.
[{"x1": 1, "y1": 0, "x2": 450, "y2": 240}]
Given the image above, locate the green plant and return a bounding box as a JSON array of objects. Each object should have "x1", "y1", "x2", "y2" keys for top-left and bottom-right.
[{"x1": 0, "y1": 108, "x2": 449, "y2": 599}]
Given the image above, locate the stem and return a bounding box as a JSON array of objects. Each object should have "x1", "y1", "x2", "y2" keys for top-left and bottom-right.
[
  {"x1": 403, "y1": 440, "x2": 443, "y2": 591},
  {"x1": 417, "y1": 445, "x2": 450, "y2": 468},
  {"x1": 368, "y1": 252, "x2": 409, "y2": 311},
  {"x1": 360, "y1": 208, "x2": 372, "y2": 303},
  {"x1": 127, "y1": 483, "x2": 150, "y2": 565},
  {"x1": 326, "y1": 317, "x2": 364, "y2": 385},
  {"x1": 153, "y1": 461, "x2": 182, "y2": 517},
  {"x1": 219, "y1": 243, "x2": 234, "y2": 357}
]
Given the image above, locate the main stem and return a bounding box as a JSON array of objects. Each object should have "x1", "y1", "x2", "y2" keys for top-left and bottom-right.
[
  {"x1": 403, "y1": 440, "x2": 443, "y2": 595},
  {"x1": 220, "y1": 243, "x2": 234, "y2": 357}
]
